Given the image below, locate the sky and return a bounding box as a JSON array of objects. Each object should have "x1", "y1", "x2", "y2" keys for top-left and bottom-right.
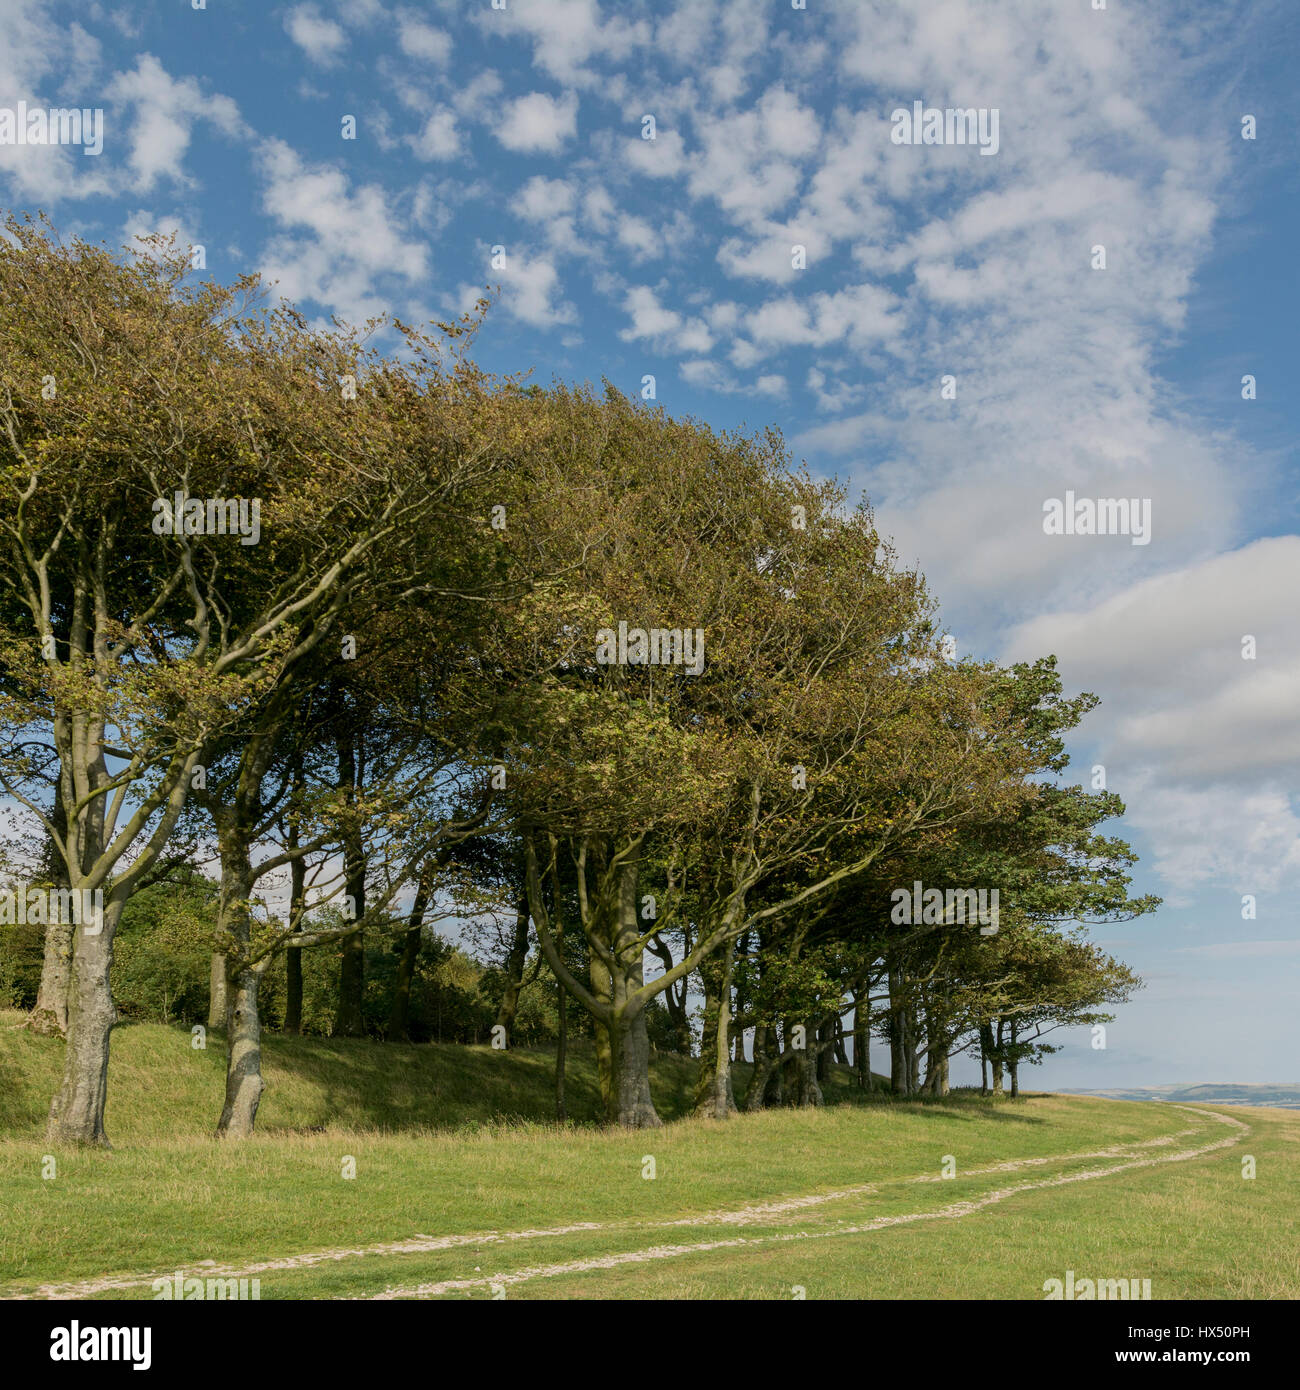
[{"x1": 3, "y1": 0, "x2": 1296, "y2": 1089}]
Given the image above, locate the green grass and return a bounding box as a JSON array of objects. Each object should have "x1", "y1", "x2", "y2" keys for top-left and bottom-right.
[{"x1": 2, "y1": 1010, "x2": 1295, "y2": 1300}]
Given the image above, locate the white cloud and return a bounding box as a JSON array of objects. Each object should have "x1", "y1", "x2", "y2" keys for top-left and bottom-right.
[
  {"x1": 462, "y1": 246, "x2": 576, "y2": 329},
  {"x1": 480, "y1": 0, "x2": 650, "y2": 88},
  {"x1": 615, "y1": 215, "x2": 659, "y2": 260},
  {"x1": 284, "y1": 4, "x2": 347, "y2": 66},
  {"x1": 998, "y1": 539, "x2": 1300, "y2": 895},
  {"x1": 121, "y1": 209, "x2": 199, "y2": 260},
  {"x1": 495, "y1": 90, "x2": 578, "y2": 153},
  {"x1": 619, "y1": 286, "x2": 713, "y2": 354},
  {"x1": 513, "y1": 175, "x2": 576, "y2": 223},
  {"x1": 409, "y1": 108, "x2": 461, "y2": 161},
  {"x1": 1006, "y1": 539, "x2": 1300, "y2": 781},
  {"x1": 108, "y1": 54, "x2": 244, "y2": 192},
  {"x1": 0, "y1": 1, "x2": 114, "y2": 201},
  {"x1": 255, "y1": 139, "x2": 428, "y2": 325},
  {"x1": 1122, "y1": 782, "x2": 1300, "y2": 896},
  {"x1": 396, "y1": 13, "x2": 452, "y2": 65},
  {"x1": 679, "y1": 360, "x2": 785, "y2": 400},
  {"x1": 735, "y1": 282, "x2": 902, "y2": 362}
]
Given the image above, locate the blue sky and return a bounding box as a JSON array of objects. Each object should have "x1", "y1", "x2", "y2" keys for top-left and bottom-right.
[{"x1": 4, "y1": 0, "x2": 1297, "y2": 1087}]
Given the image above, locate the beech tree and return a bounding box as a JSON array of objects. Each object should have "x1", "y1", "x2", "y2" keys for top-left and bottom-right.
[
  {"x1": 0, "y1": 225, "x2": 1158, "y2": 1146},
  {"x1": 0, "y1": 220, "x2": 516, "y2": 1144},
  {"x1": 499, "y1": 389, "x2": 1043, "y2": 1125}
]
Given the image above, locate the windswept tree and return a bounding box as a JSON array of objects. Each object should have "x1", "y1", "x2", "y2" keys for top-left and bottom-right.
[
  {"x1": 499, "y1": 388, "x2": 1043, "y2": 1125},
  {"x1": 0, "y1": 219, "x2": 518, "y2": 1144}
]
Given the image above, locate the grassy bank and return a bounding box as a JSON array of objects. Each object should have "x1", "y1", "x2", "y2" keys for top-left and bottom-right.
[{"x1": 2, "y1": 1011, "x2": 1293, "y2": 1300}]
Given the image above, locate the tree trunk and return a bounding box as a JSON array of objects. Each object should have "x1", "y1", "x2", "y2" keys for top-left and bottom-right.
[
  {"x1": 555, "y1": 959, "x2": 567, "y2": 1123},
  {"x1": 333, "y1": 724, "x2": 366, "y2": 1037},
  {"x1": 30, "y1": 919, "x2": 74, "y2": 1037},
  {"x1": 208, "y1": 952, "x2": 229, "y2": 1030},
  {"x1": 610, "y1": 1008, "x2": 660, "y2": 1128},
  {"x1": 492, "y1": 894, "x2": 531, "y2": 1041},
  {"x1": 283, "y1": 943, "x2": 303, "y2": 1036},
  {"x1": 924, "y1": 1010, "x2": 950, "y2": 1096},
  {"x1": 906, "y1": 1008, "x2": 920, "y2": 1095},
  {"x1": 925, "y1": 1047, "x2": 949, "y2": 1096},
  {"x1": 334, "y1": 886, "x2": 365, "y2": 1035},
  {"x1": 46, "y1": 902, "x2": 123, "y2": 1146},
  {"x1": 387, "y1": 868, "x2": 432, "y2": 1041},
  {"x1": 762, "y1": 1026, "x2": 785, "y2": 1107},
  {"x1": 816, "y1": 1021, "x2": 832, "y2": 1084},
  {"x1": 888, "y1": 965, "x2": 910, "y2": 1096},
  {"x1": 1009, "y1": 1021, "x2": 1020, "y2": 1097},
  {"x1": 585, "y1": 844, "x2": 661, "y2": 1128},
  {"x1": 728, "y1": 940, "x2": 747, "y2": 1064},
  {"x1": 794, "y1": 1043, "x2": 824, "y2": 1107},
  {"x1": 30, "y1": 793, "x2": 74, "y2": 1037},
  {"x1": 692, "y1": 938, "x2": 736, "y2": 1119},
  {"x1": 854, "y1": 993, "x2": 870, "y2": 1091},
  {"x1": 214, "y1": 832, "x2": 265, "y2": 1138},
  {"x1": 744, "y1": 1027, "x2": 778, "y2": 1111},
  {"x1": 217, "y1": 963, "x2": 265, "y2": 1138},
  {"x1": 987, "y1": 1019, "x2": 1005, "y2": 1096},
  {"x1": 283, "y1": 764, "x2": 306, "y2": 1036}
]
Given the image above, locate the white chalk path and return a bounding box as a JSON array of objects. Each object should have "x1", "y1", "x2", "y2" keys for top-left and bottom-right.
[
  {"x1": 11, "y1": 1107, "x2": 1243, "y2": 1301},
  {"x1": 371, "y1": 1108, "x2": 1248, "y2": 1299}
]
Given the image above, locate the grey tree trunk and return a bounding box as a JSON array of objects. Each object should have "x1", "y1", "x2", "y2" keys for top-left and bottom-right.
[
  {"x1": 217, "y1": 962, "x2": 266, "y2": 1138},
  {"x1": 925, "y1": 1047, "x2": 950, "y2": 1096},
  {"x1": 744, "y1": 1027, "x2": 778, "y2": 1111},
  {"x1": 1009, "y1": 1021, "x2": 1020, "y2": 1097},
  {"x1": 987, "y1": 1019, "x2": 1005, "y2": 1096},
  {"x1": 30, "y1": 793, "x2": 74, "y2": 1036},
  {"x1": 906, "y1": 1009, "x2": 920, "y2": 1094},
  {"x1": 592, "y1": 846, "x2": 660, "y2": 1127},
  {"x1": 889, "y1": 965, "x2": 911, "y2": 1096},
  {"x1": 30, "y1": 919, "x2": 74, "y2": 1037},
  {"x1": 46, "y1": 900, "x2": 124, "y2": 1146},
  {"x1": 816, "y1": 1021, "x2": 833, "y2": 1085},
  {"x1": 208, "y1": 953, "x2": 229, "y2": 1031},
  {"x1": 334, "y1": 874, "x2": 365, "y2": 1035},
  {"x1": 693, "y1": 938, "x2": 737, "y2": 1119},
  {"x1": 854, "y1": 993, "x2": 870, "y2": 1091},
  {"x1": 794, "y1": 1044, "x2": 824, "y2": 1107},
  {"x1": 611, "y1": 1008, "x2": 660, "y2": 1128},
  {"x1": 763, "y1": 1026, "x2": 785, "y2": 1107},
  {"x1": 214, "y1": 834, "x2": 264, "y2": 1138}
]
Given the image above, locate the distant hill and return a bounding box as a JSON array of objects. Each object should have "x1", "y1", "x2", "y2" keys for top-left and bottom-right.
[{"x1": 1059, "y1": 1082, "x2": 1300, "y2": 1109}]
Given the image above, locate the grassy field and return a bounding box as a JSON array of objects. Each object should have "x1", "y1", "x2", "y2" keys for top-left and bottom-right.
[{"x1": 2, "y1": 1010, "x2": 1295, "y2": 1300}]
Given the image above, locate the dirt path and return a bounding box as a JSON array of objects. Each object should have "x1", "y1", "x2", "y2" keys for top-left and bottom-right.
[
  {"x1": 371, "y1": 1107, "x2": 1248, "y2": 1299},
  {"x1": 15, "y1": 1105, "x2": 1244, "y2": 1301}
]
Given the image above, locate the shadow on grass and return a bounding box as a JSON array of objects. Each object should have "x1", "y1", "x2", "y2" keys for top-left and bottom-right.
[
  {"x1": 0, "y1": 1009, "x2": 1054, "y2": 1141},
  {"x1": 900, "y1": 1095, "x2": 1047, "y2": 1125},
  {"x1": 256, "y1": 1033, "x2": 704, "y2": 1133}
]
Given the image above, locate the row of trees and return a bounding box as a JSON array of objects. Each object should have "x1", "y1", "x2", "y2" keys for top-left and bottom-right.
[{"x1": 0, "y1": 216, "x2": 1153, "y2": 1144}]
